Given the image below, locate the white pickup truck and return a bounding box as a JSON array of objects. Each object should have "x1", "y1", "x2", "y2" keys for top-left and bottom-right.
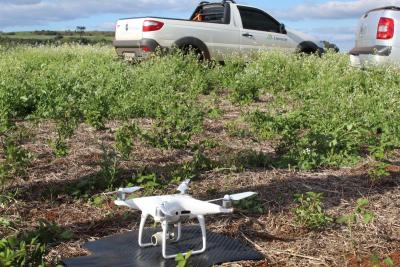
[{"x1": 113, "y1": 0, "x2": 324, "y2": 61}]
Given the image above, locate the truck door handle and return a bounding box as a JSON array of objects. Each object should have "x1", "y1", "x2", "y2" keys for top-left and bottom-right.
[{"x1": 242, "y1": 33, "x2": 253, "y2": 38}]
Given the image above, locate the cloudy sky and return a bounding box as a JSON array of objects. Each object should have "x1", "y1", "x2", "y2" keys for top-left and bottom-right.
[{"x1": 1, "y1": 0, "x2": 399, "y2": 50}]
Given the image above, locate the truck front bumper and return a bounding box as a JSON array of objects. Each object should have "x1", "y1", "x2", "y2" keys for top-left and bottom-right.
[{"x1": 113, "y1": 39, "x2": 162, "y2": 59}]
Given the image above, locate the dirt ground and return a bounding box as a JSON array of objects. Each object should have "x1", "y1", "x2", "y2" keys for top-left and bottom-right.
[{"x1": 1, "y1": 96, "x2": 400, "y2": 267}]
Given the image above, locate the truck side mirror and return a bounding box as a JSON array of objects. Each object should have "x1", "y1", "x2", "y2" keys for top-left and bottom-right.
[{"x1": 279, "y1": 24, "x2": 287, "y2": 34}]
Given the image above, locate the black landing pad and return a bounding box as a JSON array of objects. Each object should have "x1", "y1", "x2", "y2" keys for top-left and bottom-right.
[{"x1": 63, "y1": 226, "x2": 264, "y2": 267}]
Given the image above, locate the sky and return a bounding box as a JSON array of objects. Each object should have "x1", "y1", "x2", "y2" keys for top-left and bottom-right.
[{"x1": 1, "y1": 0, "x2": 400, "y2": 51}]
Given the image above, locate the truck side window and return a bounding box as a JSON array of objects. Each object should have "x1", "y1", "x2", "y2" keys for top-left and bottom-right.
[{"x1": 238, "y1": 6, "x2": 280, "y2": 33}]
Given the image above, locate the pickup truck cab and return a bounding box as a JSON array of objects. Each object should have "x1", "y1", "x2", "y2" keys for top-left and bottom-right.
[
  {"x1": 350, "y1": 6, "x2": 400, "y2": 67},
  {"x1": 114, "y1": 0, "x2": 324, "y2": 61}
]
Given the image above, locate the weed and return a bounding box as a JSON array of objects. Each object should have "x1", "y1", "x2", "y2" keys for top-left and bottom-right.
[
  {"x1": 0, "y1": 236, "x2": 45, "y2": 267},
  {"x1": 337, "y1": 198, "x2": 374, "y2": 226},
  {"x1": 175, "y1": 251, "x2": 192, "y2": 267},
  {"x1": 173, "y1": 145, "x2": 213, "y2": 182},
  {"x1": 132, "y1": 173, "x2": 163, "y2": 193},
  {"x1": 337, "y1": 198, "x2": 374, "y2": 251},
  {"x1": 226, "y1": 120, "x2": 252, "y2": 138},
  {"x1": 143, "y1": 100, "x2": 204, "y2": 149},
  {"x1": 90, "y1": 194, "x2": 108, "y2": 207},
  {"x1": 293, "y1": 192, "x2": 333, "y2": 229},
  {"x1": 115, "y1": 123, "x2": 140, "y2": 160},
  {"x1": 99, "y1": 144, "x2": 120, "y2": 190},
  {"x1": 370, "y1": 254, "x2": 395, "y2": 267},
  {"x1": 234, "y1": 195, "x2": 264, "y2": 214},
  {"x1": 368, "y1": 161, "x2": 390, "y2": 182},
  {"x1": 234, "y1": 150, "x2": 271, "y2": 170},
  {"x1": 0, "y1": 133, "x2": 31, "y2": 191},
  {"x1": 32, "y1": 220, "x2": 73, "y2": 244}
]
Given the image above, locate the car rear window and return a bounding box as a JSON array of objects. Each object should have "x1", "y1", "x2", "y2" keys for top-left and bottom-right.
[{"x1": 191, "y1": 4, "x2": 228, "y2": 24}]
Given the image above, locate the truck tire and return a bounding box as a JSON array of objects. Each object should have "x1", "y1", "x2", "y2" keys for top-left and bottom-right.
[
  {"x1": 297, "y1": 41, "x2": 324, "y2": 55},
  {"x1": 174, "y1": 37, "x2": 211, "y2": 61}
]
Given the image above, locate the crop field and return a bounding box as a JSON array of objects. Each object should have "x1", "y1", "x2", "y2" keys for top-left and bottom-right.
[
  {"x1": 0, "y1": 31, "x2": 113, "y2": 46},
  {"x1": 1, "y1": 45, "x2": 400, "y2": 266}
]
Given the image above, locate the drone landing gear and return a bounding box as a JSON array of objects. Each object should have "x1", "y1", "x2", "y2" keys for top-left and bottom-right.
[{"x1": 138, "y1": 214, "x2": 207, "y2": 259}]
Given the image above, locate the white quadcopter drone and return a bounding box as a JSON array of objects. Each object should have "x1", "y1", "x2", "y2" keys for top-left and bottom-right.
[{"x1": 113, "y1": 180, "x2": 257, "y2": 259}]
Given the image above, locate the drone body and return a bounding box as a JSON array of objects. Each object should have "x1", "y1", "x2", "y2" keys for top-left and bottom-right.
[{"x1": 114, "y1": 180, "x2": 256, "y2": 259}]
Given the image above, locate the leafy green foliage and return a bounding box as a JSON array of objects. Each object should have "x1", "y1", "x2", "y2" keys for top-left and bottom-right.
[
  {"x1": 115, "y1": 123, "x2": 140, "y2": 160},
  {"x1": 143, "y1": 100, "x2": 204, "y2": 149},
  {"x1": 337, "y1": 198, "x2": 374, "y2": 226},
  {"x1": 234, "y1": 195, "x2": 264, "y2": 214},
  {"x1": 0, "y1": 132, "x2": 31, "y2": 190},
  {"x1": 293, "y1": 192, "x2": 333, "y2": 229},
  {"x1": 173, "y1": 145, "x2": 213, "y2": 182},
  {"x1": 239, "y1": 52, "x2": 400, "y2": 169},
  {"x1": 368, "y1": 161, "x2": 390, "y2": 182},
  {"x1": 175, "y1": 251, "x2": 192, "y2": 267},
  {"x1": 1, "y1": 47, "x2": 400, "y2": 169},
  {"x1": 0, "y1": 219, "x2": 72, "y2": 267},
  {"x1": 369, "y1": 254, "x2": 395, "y2": 267},
  {"x1": 31, "y1": 220, "x2": 73, "y2": 244},
  {"x1": 0, "y1": 236, "x2": 45, "y2": 267},
  {"x1": 132, "y1": 173, "x2": 163, "y2": 192},
  {"x1": 99, "y1": 145, "x2": 120, "y2": 191}
]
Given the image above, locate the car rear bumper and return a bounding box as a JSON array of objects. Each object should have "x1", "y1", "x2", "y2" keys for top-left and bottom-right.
[
  {"x1": 349, "y1": 45, "x2": 398, "y2": 67},
  {"x1": 113, "y1": 38, "x2": 162, "y2": 58},
  {"x1": 349, "y1": 45, "x2": 392, "y2": 56}
]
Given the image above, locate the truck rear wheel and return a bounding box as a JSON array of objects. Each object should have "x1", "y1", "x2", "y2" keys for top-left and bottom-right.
[
  {"x1": 175, "y1": 37, "x2": 211, "y2": 61},
  {"x1": 180, "y1": 45, "x2": 206, "y2": 61}
]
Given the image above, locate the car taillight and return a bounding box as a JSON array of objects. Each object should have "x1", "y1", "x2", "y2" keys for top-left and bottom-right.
[
  {"x1": 377, "y1": 17, "x2": 395, "y2": 40},
  {"x1": 143, "y1": 20, "x2": 164, "y2": 32}
]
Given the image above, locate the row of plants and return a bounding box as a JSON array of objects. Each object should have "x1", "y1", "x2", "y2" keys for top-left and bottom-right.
[{"x1": 2, "y1": 45, "x2": 399, "y2": 173}]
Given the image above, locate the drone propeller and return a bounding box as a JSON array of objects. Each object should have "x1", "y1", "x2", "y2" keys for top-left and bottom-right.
[
  {"x1": 103, "y1": 186, "x2": 142, "y2": 196},
  {"x1": 228, "y1": 192, "x2": 257, "y2": 201},
  {"x1": 118, "y1": 186, "x2": 142, "y2": 194},
  {"x1": 112, "y1": 186, "x2": 142, "y2": 201},
  {"x1": 208, "y1": 192, "x2": 257, "y2": 203},
  {"x1": 177, "y1": 179, "x2": 191, "y2": 194}
]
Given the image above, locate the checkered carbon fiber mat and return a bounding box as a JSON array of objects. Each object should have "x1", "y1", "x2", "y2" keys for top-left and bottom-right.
[{"x1": 63, "y1": 226, "x2": 264, "y2": 267}]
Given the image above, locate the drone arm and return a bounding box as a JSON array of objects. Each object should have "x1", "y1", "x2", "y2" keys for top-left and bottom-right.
[{"x1": 138, "y1": 213, "x2": 153, "y2": 248}]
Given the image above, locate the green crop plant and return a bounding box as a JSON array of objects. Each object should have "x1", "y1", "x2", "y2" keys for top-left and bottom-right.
[
  {"x1": 115, "y1": 123, "x2": 140, "y2": 160},
  {"x1": 0, "y1": 236, "x2": 45, "y2": 267},
  {"x1": 0, "y1": 45, "x2": 400, "y2": 172},
  {"x1": 234, "y1": 194, "x2": 264, "y2": 214},
  {"x1": 131, "y1": 173, "x2": 163, "y2": 193},
  {"x1": 293, "y1": 192, "x2": 333, "y2": 229},
  {"x1": 175, "y1": 251, "x2": 192, "y2": 267},
  {"x1": 368, "y1": 161, "x2": 391, "y2": 182},
  {"x1": 337, "y1": 198, "x2": 374, "y2": 227},
  {"x1": 99, "y1": 144, "x2": 121, "y2": 191},
  {"x1": 0, "y1": 132, "x2": 31, "y2": 191}
]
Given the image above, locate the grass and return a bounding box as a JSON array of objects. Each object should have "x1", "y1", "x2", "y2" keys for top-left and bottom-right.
[{"x1": 1, "y1": 45, "x2": 400, "y2": 266}]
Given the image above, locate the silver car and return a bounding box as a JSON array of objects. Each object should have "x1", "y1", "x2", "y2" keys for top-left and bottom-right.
[{"x1": 350, "y1": 6, "x2": 400, "y2": 67}]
